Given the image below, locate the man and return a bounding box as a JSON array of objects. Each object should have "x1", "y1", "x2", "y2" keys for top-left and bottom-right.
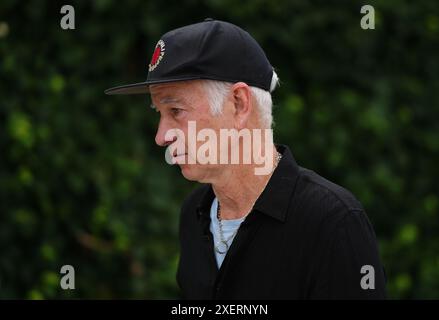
[{"x1": 106, "y1": 19, "x2": 386, "y2": 299}]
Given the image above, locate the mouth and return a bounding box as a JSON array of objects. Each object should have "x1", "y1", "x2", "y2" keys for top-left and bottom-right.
[
  {"x1": 172, "y1": 153, "x2": 188, "y2": 165},
  {"x1": 173, "y1": 152, "x2": 187, "y2": 157}
]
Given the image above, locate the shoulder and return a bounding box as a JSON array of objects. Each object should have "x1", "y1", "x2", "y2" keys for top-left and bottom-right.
[
  {"x1": 291, "y1": 167, "x2": 381, "y2": 262},
  {"x1": 297, "y1": 171, "x2": 386, "y2": 298},
  {"x1": 287, "y1": 166, "x2": 371, "y2": 238},
  {"x1": 296, "y1": 166, "x2": 364, "y2": 214}
]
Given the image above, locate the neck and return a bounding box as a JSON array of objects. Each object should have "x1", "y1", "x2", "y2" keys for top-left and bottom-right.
[{"x1": 212, "y1": 143, "x2": 279, "y2": 220}]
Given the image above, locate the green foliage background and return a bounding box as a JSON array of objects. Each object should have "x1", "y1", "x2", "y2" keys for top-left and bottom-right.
[{"x1": 1, "y1": 0, "x2": 438, "y2": 299}]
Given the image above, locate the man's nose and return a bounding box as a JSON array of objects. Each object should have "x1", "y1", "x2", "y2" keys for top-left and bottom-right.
[{"x1": 155, "y1": 117, "x2": 175, "y2": 147}]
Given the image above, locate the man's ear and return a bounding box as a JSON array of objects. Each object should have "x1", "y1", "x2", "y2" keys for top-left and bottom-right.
[{"x1": 231, "y1": 82, "x2": 252, "y2": 129}]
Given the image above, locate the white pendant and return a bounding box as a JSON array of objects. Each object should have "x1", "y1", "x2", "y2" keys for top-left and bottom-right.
[{"x1": 215, "y1": 240, "x2": 228, "y2": 254}]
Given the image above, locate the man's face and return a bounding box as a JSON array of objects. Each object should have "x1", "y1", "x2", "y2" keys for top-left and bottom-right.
[{"x1": 150, "y1": 80, "x2": 234, "y2": 182}]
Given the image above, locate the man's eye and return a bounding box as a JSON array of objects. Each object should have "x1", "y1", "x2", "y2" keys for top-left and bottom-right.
[{"x1": 171, "y1": 108, "x2": 183, "y2": 116}]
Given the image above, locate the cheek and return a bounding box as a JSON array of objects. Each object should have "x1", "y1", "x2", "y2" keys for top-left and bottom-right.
[
  {"x1": 182, "y1": 103, "x2": 229, "y2": 136},
  {"x1": 184, "y1": 109, "x2": 212, "y2": 129},
  {"x1": 216, "y1": 104, "x2": 235, "y2": 129}
]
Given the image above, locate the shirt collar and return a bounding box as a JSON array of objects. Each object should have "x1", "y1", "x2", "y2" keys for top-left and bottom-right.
[{"x1": 196, "y1": 144, "x2": 300, "y2": 223}]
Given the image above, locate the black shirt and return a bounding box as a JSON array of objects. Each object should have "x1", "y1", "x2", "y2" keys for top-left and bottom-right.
[{"x1": 176, "y1": 144, "x2": 386, "y2": 299}]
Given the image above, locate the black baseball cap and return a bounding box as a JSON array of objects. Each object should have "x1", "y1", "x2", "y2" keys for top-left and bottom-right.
[{"x1": 104, "y1": 19, "x2": 274, "y2": 95}]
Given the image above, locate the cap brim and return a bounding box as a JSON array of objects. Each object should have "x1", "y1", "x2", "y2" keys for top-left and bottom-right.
[
  {"x1": 105, "y1": 76, "x2": 210, "y2": 95},
  {"x1": 104, "y1": 82, "x2": 150, "y2": 95}
]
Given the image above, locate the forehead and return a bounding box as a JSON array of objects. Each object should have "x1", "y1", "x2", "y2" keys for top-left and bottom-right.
[{"x1": 149, "y1": 80, "x2": 204, "y2": 103}]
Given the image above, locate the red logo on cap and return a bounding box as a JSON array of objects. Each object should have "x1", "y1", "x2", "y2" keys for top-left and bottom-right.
[{"x1": 149, "y1": 40, "x2": 165, "y2": 72}]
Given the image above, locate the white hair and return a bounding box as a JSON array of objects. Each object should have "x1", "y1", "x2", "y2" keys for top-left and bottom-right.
[{"x1": 202, "y1": 71, "x2": 280, "y2": 128}]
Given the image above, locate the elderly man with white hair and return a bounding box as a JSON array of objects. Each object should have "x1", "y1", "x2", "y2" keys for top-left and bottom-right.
[{"x1": 106, "y1": 19, "x2": 386, "y2": 299}]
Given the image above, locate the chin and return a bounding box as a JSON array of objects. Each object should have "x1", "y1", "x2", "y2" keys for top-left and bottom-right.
[
  {"x1": 179, "y1": 164, "x2": 208, "y2": 183},
  {"x1": 179, "y1": 165, "x2": 198, "y2": 181}
]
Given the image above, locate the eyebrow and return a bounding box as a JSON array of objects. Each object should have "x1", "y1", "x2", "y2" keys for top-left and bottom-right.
[
  {"x1": 160, "y1": 96, "x2": 181, "y2": 104},
  {"x1": 150, "y1": 96, "x2": 183, "y2": 110}
]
